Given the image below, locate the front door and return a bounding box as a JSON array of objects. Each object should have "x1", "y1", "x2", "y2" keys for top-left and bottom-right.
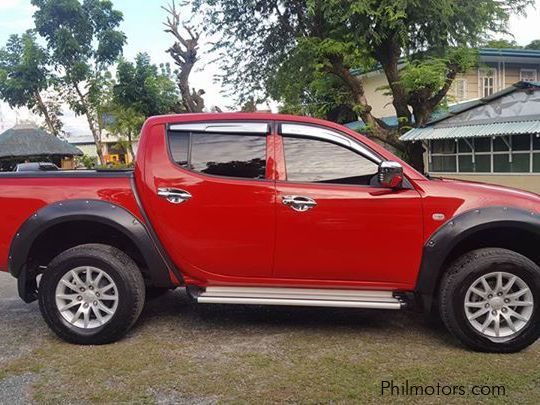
[
  {"x1": 138, "y1": 121, "x2": 276, "y2": 280},
  {"x1": 273, "y1": 123, "x2": 423, "y2": 289}
]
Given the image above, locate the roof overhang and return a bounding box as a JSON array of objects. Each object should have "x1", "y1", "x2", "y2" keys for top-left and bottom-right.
[{"x1": 400, "y1": 120, "x2": 540, "y2": 141}]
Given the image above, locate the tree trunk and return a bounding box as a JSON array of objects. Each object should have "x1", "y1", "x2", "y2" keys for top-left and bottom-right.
[
  {"x1": 73, "y1": 83, "x2": 105, "y2": 165},
  {"x1": 127, "y1": 131, "x2": 135, "y2": 163},
  {"x1": 328, "y1": 56, "x2": 405, "y2": 152},
  {"x1": 375, "y1": 40, "x2": 412, "y2": 129},
  {"x1": 34, "y1": 91, "x2": 57, "y2": 136},
  {"x1": 163, "y1": 2, "x2": 205, "y2": 113}
]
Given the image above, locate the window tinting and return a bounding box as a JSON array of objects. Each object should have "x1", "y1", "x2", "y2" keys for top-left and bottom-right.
[
  {"x1": 513, "y1": 134, "x2": 531, "y2": 151},
  {"x1": 534, "y1": 153, "x2": 540, "y2": 172},
  {"x1": 283, "y1": 136, "x2": 378, "y2": 185},
  {"x1": 169, "y1": 132, "x2": 190, "y2": 166},
  {"x1": 494, "y1": 154, "x2": 530, "y2": 173},
  {"x1": 475, "y1": 138, "x2": 491, "y2": 152},
  {"x1": 493, "y1": 137, "x2": 509, "y2": 151},
  {"x1": 475, "y1": 155, "x2": 491, "y2": 172},
  {"x1": 458, "y1": 155, "x2": 473, "y2": 172},
  {"x1": 169, "y1": 131, "x2": 267, "y2": 179},
  {"x1": 431, "y1": 140, "x2": 456, "y2": 154},
  {"x1": 431, "y1": 156, "x2": 457, "y2": 172},
  {"x1": 458, "y1": 139, "x2": 472, "y2": 153},
  {"x1": 534, "y1": 135, "x2": 540, "y2": 151}
]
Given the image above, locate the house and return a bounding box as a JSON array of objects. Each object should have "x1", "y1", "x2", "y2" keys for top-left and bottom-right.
[
  {"x1": 0, "y1": 123, "x2": 83, "y2": 171},
  {"x1": 62, "y1": 131, "x2": 137, "y2": 164},
  {"x1": 400, "y1": 81, "x2": 540, "y2": 194},
  {"x1": 361, "y1": 48, "x2": 540, "y2": 117}
]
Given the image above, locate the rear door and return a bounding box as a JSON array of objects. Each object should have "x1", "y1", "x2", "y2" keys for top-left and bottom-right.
[
  {"x1": 273, "y1": 123, "x2": 423, "y2": 288},
  {"x1": 139, "y1": 121, "x2": 276, "y2": 280}
]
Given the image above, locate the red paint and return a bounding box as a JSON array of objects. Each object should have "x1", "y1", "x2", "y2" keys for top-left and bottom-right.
[
  {"x1": 0, "y1": 177, "x2": 142, "y2": 271},
  {"x1": 2, "y1": 113, "x2": 539, "y2": 293}
]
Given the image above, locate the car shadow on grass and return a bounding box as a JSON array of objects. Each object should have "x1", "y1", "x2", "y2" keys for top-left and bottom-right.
[{"x1": 135, "y1": 287, "x2": 458, "y2": 349}]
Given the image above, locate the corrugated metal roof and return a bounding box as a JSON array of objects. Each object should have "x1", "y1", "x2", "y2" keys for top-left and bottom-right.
[{"x1": 400, "y1": 120, "x2": 540, "y2": 141}]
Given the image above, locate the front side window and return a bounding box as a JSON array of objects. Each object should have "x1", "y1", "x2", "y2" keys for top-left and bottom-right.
[
  {"x1": 169, "y1": 131, "x2": 267, "y2": 180},
  {"x1": 283, "y1": 136, "x2": 379, "y2": 185}
]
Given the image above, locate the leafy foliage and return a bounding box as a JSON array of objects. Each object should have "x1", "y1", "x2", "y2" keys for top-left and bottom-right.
[
  {"x1": 0, "y1": 32, "x2": 48, "y2": 108},
  {"x1": 31, "y1": 0, "x2": 126, "y2": 164},
  {"x1": 191, "y1": 0, "x2": 532, "y2": 170},
  {"x1": 484, "y1": 38, "x2": 520, "y2": 48},
  {"x1": 525, "y1": 39, "x2": 540, "y2": 50},
  {"x1": 112, "y1": 53, "x2": 181, "y2": 117},
  {"x1": 103, "y1": 53, "x2": 182, "y2": 159},
  {"x1": 0, "y1": 31, "x2": 63, "y2": 134}
]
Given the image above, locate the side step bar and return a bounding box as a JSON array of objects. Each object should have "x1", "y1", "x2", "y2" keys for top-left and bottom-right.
[{"x1": 196, "y1": 286, "x2": 404, "y2": 309}]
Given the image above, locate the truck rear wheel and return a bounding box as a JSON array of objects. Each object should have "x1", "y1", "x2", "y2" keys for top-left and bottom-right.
[
  {"x1": 38, "y1": 244, "x2": 145, "y2": 344},
  {"x1": 440, "y1": 248, "x2": 539, "y2": 352}
]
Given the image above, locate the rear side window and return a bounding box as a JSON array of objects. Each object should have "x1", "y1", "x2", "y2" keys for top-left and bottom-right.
[{"x1": 169, "y1": 131, "x2": 267, "y2": 180}]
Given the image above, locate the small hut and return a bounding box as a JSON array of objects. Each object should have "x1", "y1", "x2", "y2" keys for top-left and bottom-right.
[{"x1": 0, "y1": 124, "x2": 83, "y2": 171}]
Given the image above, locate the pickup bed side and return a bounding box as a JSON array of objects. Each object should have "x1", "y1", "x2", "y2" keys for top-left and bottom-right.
[{"x1": 0, "y1": 172, "x2": 176, "y2": 302}]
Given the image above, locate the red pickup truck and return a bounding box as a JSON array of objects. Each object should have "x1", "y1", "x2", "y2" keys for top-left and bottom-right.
[{"x1": 1, "y1": 113, "x2": 539, "y2": 352}]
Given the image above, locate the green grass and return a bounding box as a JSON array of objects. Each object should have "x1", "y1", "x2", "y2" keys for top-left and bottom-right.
[{"x1": 1, "y1": 291, "x2": 539, "y2": 404}]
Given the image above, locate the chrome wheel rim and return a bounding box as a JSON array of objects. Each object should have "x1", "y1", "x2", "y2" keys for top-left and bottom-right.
[
  {"x1": 55, "y1": 266, "x2": 119, "y2": 329},
  {"x1": 465, "y1": 271, "x2": 534, "y2": 342}
]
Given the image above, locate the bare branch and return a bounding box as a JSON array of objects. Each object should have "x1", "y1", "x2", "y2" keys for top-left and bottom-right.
[{"x1": 163, "y1": 0, "x2": 205, "y2": 113}]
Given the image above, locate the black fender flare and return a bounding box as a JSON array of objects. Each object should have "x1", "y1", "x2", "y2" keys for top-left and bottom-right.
[
  {"x1": 415, "y1": 206, "x2": 540, "y2": 312},
  {"x1": 9, "y1": 199, "x2": 178, "y2": 301}
]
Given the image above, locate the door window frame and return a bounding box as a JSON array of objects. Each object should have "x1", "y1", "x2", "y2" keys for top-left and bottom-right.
[
  {"x1": 276, "y1": 122, "x2": 393, "y2": 188},
  {"x1": 165, "y1": 121, "x2": 274, "y2": 182}
]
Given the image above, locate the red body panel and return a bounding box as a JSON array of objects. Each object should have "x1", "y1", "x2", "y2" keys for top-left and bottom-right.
[
  {"x1": 136, "y1": 123, "x2": 276, "y2": 281},
  {"x1": 0, "y1": 176, "x2": 141, "y2": 271},
  {"x1": 1, "y1": 113, "x2": 539, "y2": 294},
  {"x1": 273, "y1": 182, "x2": 423, "y2": 289}
]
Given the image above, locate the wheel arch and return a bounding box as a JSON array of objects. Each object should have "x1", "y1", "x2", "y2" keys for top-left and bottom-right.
[
  {"x1": 415, "y1": 206, "x2": 540, "y2": 312},
  {"x1": 9, "y1": 199, "x2": 176, "y2": 302}
]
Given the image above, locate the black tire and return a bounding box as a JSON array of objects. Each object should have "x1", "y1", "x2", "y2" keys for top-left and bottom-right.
[
  {"x1": 439, "y1": 248, "x2": 540, "y2": 353},
  {"x1": 38, "y1": 244, "x2": 145, "y2": 345}
]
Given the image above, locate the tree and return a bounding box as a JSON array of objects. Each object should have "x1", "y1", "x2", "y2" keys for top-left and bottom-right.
[
  {"x1": 0, "y1": 31, "x2": 62, "y2": 135},
  {"x1": 31, "y1": 0, "x2": 126, "y2": 165},
  {"x1": 525, "y1": 39, "x2": 540, "y2": 50},
  {"x1": 105, "y1": 53, "x2": 181, "y2": 158},
  {"x1": 163, "y1": 1, "x2": 205, "y2": 113},
  {"x1": 190, "y1": 0, "x2": 532, "y2": 171},
  {"x1": 113, "y1": 53, "x2": 181, "y2": 117},
  {"x1": 484, "y1": 38, "x2": 520, "y2": 48},
  {"x1": 104, "y1": 106, "x2": 145, "y2": 161}
]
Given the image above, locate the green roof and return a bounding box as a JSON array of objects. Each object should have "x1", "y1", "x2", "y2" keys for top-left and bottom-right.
[
  {"x1": 401, "y1": 81, "x2": 540, "y2": 142},
  {"x1": 401, "y1": 120, "x2": 540, "y2": 141},
  {"x1": 0, "y1": 125, "x2": 83, "y2": 158}
]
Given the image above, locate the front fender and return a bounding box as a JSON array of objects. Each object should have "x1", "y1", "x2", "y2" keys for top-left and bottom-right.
[{"x1": 415, "y1": 206, "x2": 540, "y2": 311}]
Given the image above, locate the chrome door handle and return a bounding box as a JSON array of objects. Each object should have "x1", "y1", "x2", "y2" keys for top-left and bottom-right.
[
  {"x1": 282, "y1": 195, "x2": 317, "y2": 212},
  {"x1": 157, "y1": 188, "x2": 192, "y2": 204}
]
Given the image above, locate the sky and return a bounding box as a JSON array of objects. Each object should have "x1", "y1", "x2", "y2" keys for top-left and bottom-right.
[{"x1": 0, "y1": 0, "x2": 540, "y2": 135}]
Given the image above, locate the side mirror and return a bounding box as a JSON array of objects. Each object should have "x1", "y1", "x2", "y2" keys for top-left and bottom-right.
[{"x1": 378, "y1": 161, "x2": 404, "y2": 189}]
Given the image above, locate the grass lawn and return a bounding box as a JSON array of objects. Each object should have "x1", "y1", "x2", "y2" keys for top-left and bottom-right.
[{"x1": 0, "y1": 275, "x2": 538, "y2": 404}]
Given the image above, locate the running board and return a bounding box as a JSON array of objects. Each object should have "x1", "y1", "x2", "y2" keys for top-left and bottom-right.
[{"x1": 196, "y1": 287, "x2": 404, "y2": 309}]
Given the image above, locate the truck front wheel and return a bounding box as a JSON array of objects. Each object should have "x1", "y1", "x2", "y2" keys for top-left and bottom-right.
[
  {"x1": 440, "y1": 248, "x2": 539, "y2": 352},
  {"x1": 38, "y1": 244, "x2": 146, "y2": 344}
]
